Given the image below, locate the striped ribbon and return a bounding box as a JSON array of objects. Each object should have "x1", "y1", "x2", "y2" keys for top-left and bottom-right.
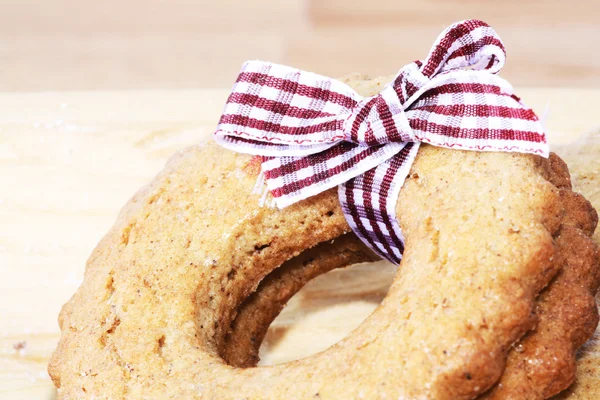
[{"x1": 213, "y1": 19, "x2": 548, "y2": 264}]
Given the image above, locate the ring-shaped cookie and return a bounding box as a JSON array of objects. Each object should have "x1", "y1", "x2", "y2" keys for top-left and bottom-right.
[
  {"x1": 49, "y1": 77, "x2": 598, "y2": 399},
  {"x1": 50, "y1": 142, "x2": 567, "y2": 399}
]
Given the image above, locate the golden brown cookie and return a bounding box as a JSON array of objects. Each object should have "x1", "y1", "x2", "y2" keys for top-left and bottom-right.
[
  {"x1": 222, "y1": 153, "x2": 600, "y2": 400},
  {"x1": 473, "y1": 153, "x2": 600, "y2": 399},
  {"x1": 50, "y1": 78, "x2": 573, "y2": 399}
]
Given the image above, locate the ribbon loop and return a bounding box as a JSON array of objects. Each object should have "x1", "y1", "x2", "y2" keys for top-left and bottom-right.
[
  {"x1": 213, "y1": 19, "x2": 549, "y2": 264},
  {"x1": 421, "y1": 19, "x2": 506, "y2": 78},
  {"x1": 214, "y1": 60, "x2": 360, "y2": 157}
]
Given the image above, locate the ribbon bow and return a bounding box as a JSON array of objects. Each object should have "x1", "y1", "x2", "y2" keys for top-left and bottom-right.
[{"x1": 214, "y1": 19, "x2": 548, "y2": 264}]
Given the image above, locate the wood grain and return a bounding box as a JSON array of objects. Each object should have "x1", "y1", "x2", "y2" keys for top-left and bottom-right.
[
  {"x1": 0, "y1": 0, "x2": 599, "y2": 91},
  {"x1": 0, "y1": 88, "x2": 598, "y2": 399}
]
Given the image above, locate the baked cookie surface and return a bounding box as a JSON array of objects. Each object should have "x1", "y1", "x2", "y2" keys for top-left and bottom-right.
[
  {"x1": 49, "y1": 78, "x2": 597, "y2": 399},
  {"x1": 223, "y1": 154, "x2": 600, "y2": 400}
]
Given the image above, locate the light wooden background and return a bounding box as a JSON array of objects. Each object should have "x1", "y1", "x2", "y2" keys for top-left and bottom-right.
[{"x1": 1, "y1": 0, "x2": 600, "y2": 91}]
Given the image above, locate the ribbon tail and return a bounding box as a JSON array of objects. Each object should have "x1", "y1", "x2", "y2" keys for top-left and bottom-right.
[
  {"x1": 338, "y1": 142, "x2": 421, "y2": 265},
  {"x1": 214, "y1": 60, "x2": 363, "y2": 156}
]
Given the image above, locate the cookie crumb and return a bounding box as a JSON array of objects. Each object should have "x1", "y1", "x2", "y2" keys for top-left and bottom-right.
[{"x1": 13, "y1": 341, "x2": 26, "y2": 351}]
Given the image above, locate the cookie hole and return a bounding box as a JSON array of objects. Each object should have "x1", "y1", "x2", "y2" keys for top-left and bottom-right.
[
  {"x1": 325, "y1": 210, "x2": 334, "y2": 217},
  {"x1": 216, "y1": 234, "x2": 383, "y2": 368},
  {"x1": 221, "y1": 255, "x2": 393, "y2": 368},
  {"x1": 258, "y1": 262, "x2": 392, "y2": 366}
]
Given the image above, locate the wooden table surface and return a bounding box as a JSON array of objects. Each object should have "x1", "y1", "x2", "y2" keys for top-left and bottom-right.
[
  {"x1": 1, "y1": 0, "x2": 599, "y2": 91},
  {"x1": 1, "y1": 88, "x2": 599, "y2": 399}
]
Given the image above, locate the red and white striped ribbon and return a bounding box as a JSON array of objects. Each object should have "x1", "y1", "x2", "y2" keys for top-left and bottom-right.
[{"x1": 214, "y1": 19, "x2": 549, "y2": 264}]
